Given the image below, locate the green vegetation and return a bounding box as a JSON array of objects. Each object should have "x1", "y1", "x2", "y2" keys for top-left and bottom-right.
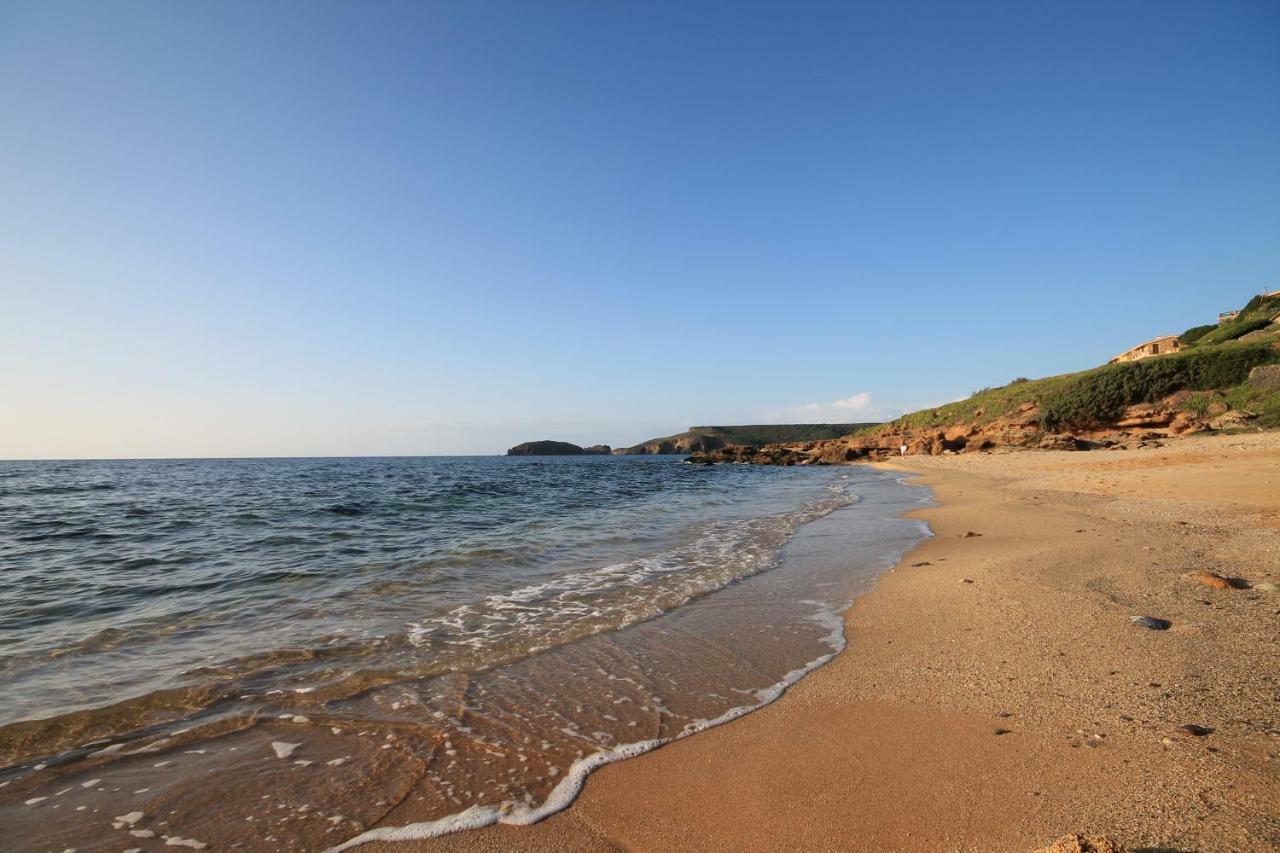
[
  {"x1": 867, "y1": 375, "x2": 1061, "y2": 435},
  {"x1": 1242, "y1": 293, "x2": 1280, "y2": 315},
  {"x1": 1196, "y1": 315, "x2": 1274, "y2": 346},
  {"x1": 1186, "y1": 294, "x2": 1280, "y2": 347},
  {"x1": 1038, "y1": 343, "x2": 1280, "y2": 430},
  {"x1": 1179, "y1": 324, "x2": 1216, "y2": 345},
  {"x1": 855, "y1": 341, "x2": 1280, "y2": 439},
  {"x1": 840, "y1": 290, "x2": 1280, "y2": 443}
]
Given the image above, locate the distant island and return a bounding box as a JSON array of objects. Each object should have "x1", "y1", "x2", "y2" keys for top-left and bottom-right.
[
  {"x1": 506, "y1": 440, "x2": 612, "y2": 456},
  {"x1": 506, "y1": 425, "x2": 879, "y2": 457}
]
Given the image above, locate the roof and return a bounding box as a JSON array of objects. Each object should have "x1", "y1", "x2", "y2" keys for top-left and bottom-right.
[{"x1": 1110, "y1": 334, "x2": 1180, "y2": 363}]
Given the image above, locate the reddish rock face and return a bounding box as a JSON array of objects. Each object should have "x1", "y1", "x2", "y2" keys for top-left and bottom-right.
[{"x1": 688, "y1": 390, "x2": 1248, "y2": 466}]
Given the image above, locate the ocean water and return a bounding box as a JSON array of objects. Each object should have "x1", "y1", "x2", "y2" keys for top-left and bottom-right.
[{"x1": 0, "y1": 455, "x2": 929, "y2": 851}]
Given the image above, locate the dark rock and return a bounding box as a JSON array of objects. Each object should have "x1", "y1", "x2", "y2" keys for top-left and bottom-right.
[
  {"x1": 1130, "y1": 615, "x2": 1172, "y2": 630},
  {"x1": 1178, "y1": 724, "x2": 1213, "y2": 737},
  {"x1": 507, "y1": 441, "x2": 591, "y2": 456},
  {"x1": 962, "y1": 531, "x2": 983, "y2": 538}
]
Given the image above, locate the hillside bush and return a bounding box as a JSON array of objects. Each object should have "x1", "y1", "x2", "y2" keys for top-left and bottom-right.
[
  {"x1": 1179, "y1": 324, "x2": 1216, "y2": 345},
  {"x1": 1241, "y1": 293, "x2": 1280, "y2": 315},
  {"x1": 1198, "y1": 316, "x2": 1274, "y2": 346},
  {"x1": 1039, "y1": 344, "x2": 1280, "y2": 430}
]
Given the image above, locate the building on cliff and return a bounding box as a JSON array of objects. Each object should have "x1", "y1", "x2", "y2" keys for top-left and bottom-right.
[
  {"x1": 1218, "y1": 310, "x2": 1241, "y2": 324},
  {"x1": 1109, "y1": 334, "x2": 1182, "y2": 364}
]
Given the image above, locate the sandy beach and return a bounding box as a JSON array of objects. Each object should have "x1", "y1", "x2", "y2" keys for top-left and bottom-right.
[{"x1": 371, "y1": 432, "x2": 1280, "y2": 852}]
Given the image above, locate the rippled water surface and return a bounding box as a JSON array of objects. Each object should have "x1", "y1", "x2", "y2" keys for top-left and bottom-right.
[{"x1": 0, "y1": 455, "x2": 928, "y2": 851}]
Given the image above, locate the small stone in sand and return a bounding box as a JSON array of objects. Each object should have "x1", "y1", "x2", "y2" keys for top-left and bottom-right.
[
  {"x1": 271, "y1": 742, "x2": 301, "y2": 759},
  {"x1": 1189, "y1": 570, "x2": 1247, "y2": 590},
  {"x1": 962, "y1": 531, "x2": 983, "y2": 538},
  {"x1": 1178, "y1": 724, "x2": 1213, "y2": 737},
  {"x1": 960, "y1": 578, "x2": 974, "y2": 584},
  {"x1": 993, "y1": 728, "x2": 1012, "y2": 736},
  {"x1": 1130, "y1": 615, "x2": 1171, "y2": 630},
  {"x1": 910, "y1": 561, "x2": 931, "y2": 567}
]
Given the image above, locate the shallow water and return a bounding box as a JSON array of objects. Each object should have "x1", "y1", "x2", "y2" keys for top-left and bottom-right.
[{"x1": 0, "y1": 456, "x2": 928, "y2": 851}]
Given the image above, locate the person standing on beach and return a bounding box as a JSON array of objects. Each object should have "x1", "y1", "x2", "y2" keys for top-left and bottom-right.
[{"x1": 900, "y1": 441, "x2": 908, "y2": 457}]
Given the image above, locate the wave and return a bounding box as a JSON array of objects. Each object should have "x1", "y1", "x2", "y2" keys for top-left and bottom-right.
[
  {"x1": 327, "y1": 606, "x2": 846, "y2": 850},
  {"x1": 404, "y1": 486, "x2": 853, "y2": 675}
]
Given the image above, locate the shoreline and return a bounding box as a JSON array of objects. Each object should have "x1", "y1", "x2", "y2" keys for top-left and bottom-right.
[
  {"x1": 376, "y1": 432, "x2": 1280, "y2": 852},
  {"x1": 324, "y1": 466, "x2": 928, "y2": 851}
]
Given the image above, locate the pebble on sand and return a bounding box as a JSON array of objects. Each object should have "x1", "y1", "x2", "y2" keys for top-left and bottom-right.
[
  {"x1": 271, "y1": 742, "x2": 301, "y2": 759},
  {"x1": 1130, "y1": 615, "x2": 1171, "y2": 630},
  {"x1": 1189, "y1": 570, "x2": 1247, "y2": 590},
  {"x1": 961, "y1": 531, "x2": 983, "y2": 538},
  {"x1": 1178, "y1": 724, "x2": 1213, "y2": 737}
]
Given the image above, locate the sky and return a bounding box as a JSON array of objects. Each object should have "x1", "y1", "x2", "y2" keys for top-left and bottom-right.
[{"x1": 2, "y1": 1, "x2": 1278, "y2": 458}]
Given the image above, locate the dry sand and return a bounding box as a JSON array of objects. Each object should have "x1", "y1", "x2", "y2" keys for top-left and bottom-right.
[{"x1": 374, "y1": 432, "x2": 1280, "y2": 852}]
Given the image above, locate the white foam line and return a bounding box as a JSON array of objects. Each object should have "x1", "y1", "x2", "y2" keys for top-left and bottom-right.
[{"x1": 325, "y1": 606, "x2": 847, "y2": 853}]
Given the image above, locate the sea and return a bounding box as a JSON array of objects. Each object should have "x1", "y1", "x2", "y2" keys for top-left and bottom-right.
[{"x1": 0, "y1": 455, "x2": 930, "y2": 851}]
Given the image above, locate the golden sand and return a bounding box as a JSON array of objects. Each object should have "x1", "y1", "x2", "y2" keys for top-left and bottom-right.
[{"x1": 372, "y1": 431, "x2": 1279, "y2": 852}]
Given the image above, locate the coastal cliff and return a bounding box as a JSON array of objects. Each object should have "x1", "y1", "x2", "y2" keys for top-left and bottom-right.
[{"x1": 690, "y1": 293, "x2": 1280, "y2": 466}]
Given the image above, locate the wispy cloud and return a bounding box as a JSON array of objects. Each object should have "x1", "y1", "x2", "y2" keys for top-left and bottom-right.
[{"x1": 761, "y1": 392, "x2": 891, "y2": 423}]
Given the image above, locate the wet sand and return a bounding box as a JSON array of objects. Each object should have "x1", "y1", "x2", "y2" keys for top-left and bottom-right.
[{"x1": 375, "y1": 431, "x2": 1280, "y2": 852}]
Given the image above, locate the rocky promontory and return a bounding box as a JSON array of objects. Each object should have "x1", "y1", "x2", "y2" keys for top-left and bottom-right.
[
  {"x1": 506, "y1": 441, "x2": 611, "y2": 456},
  {"x1": 614, "y1": 424, "x2": 877, "y2": 455}
]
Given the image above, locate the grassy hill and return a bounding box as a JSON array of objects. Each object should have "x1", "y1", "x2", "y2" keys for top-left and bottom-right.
[{"x1": 854, "y1": 292, "x2": 1280, "y2": 438}]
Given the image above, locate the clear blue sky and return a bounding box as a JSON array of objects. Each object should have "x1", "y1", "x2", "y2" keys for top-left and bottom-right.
[{"x1": 2, "y1": 1, "x2": 1278, "y2": 457}]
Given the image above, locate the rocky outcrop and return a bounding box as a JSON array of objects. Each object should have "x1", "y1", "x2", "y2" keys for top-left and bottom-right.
[
  {"x1": 619, "y1": 434, "x2": 729, "y2": 455},
  {"x1": 687, "y1": 396, "x2": 1262, "y2": 466},
  {"x1": 686, "y1": 445, "x2": 829, "y2": 466},
  {"x1": 1247, "y1": 364, "x2": 1280, "y2": 393},
  {"x1": 615, "y1": 424, "x2": 878, "y2": 455},
  {"x1": 506, "y1": 441, "x2": 611, "y2": 456}
]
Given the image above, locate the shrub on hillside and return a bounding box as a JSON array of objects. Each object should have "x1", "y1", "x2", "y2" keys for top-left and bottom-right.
[
  {"x1": 1199, "y1": 316, "x2": 1274, "y2": 346},
  {"x1": 1039, "y1": 344, "x2": 1280, "y2": 430},
  {"x1": 1241, "y1": 293, "x2": 1280, "y2": 315},
  {"x1": 1179, "y1": 324, "x2": 1216, "y2": 345}
]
